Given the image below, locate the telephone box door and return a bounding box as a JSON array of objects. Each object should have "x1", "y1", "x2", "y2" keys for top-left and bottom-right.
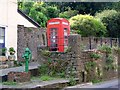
[{"x1": 49, "y1": 28, "x2": 58, "y2": 51}]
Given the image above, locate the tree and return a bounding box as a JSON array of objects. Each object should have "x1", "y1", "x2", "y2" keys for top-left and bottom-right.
[
  {"x1": 69, "y1": 14, "x2": 107, "y2": 37},
  {"x1": 19, "y1": 2, "x2": 34, "y2": 15},
  {"x1": 46, "y1": 6, "x2": 60, "y2": 19},
  {"x1": 29, "y1": 8, "x2": 48, "y2": 27},
  {"x1": 95, "y1": 10, "x2": 120, "y2": 38},
  {"x1": 59, "y1": 8, "x2": 79, "y2": 19}
]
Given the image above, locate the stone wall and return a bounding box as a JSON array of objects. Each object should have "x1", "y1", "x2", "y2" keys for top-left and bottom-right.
[
  {"x1": 17, "y1": 25, "x2": 47, "y2": 62},
  {"x1": 81, "y1": 37, "x2": 118, "y2": 50},
  {"x1": 37, "y1": 34, "x2": 118, "y2": 83},
  {"x1": 8, "y1": 71, "x2": 31, "y2": 83}
]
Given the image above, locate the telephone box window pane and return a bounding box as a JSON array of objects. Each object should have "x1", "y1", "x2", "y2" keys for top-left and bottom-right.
[
  {"x1": 64, "y1": 28, "x2": 68, "y2": 38},
  {"x1": 50, "y1": 28, "x2": 58, "y2": 51}
]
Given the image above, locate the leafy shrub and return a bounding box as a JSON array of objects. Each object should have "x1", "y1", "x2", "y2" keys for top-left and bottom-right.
[
  {"x1": 68, "y1": 77, "x2": 77, "y2": 86},
  {"x1": 95, "y1": 10, "x2": 120, "y2": 38},
  {"x1": 46, "y1": 6, "x2": 60, "y2": 19},
  {"x1": 59, "y1": 9, "x2": 78, "y2": 19},
  {"x1": 69, "y1": 14, "x2": 106, "y2": 37}
]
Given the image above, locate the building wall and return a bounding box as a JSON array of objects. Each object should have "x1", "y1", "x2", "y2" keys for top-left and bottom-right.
[
  {"x1": 0, "y1": 0, "x2": 18, "y2": 59},
  {"x1": 17, "y1": 12, "x2": 37, "y2": 28},
  {"x1": 0, "y1": 0, "x2": 37, "y2": 59}
]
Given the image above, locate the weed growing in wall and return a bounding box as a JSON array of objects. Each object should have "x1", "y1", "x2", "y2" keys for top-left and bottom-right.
[
  {"x1": 38, "y1": 58, "x2": 69, "y2": 78},
  {"x1": 90, "y1": 52, "x2": 101, "y2": 60},
  {"x1": 97, "y1": 45, "x2": 112, "y2": 54}
]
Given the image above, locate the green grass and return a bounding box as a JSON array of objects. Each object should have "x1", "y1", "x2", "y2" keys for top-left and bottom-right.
[
  {"x1": 92, "y1": 79, "x2": 102, "y2": 84},
  {"x1": 3, "y1": 81, "x2": 17, "y2": 85},
  {"x1": 40, "y1": 75, "x2": 56, "y2": 81},
  {"x1": 31, "y1": 75, "x2": 62, "y2": 81}
]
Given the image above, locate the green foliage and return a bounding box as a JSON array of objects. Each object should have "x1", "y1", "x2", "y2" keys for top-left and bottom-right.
[
  {"x1": 19, "y1": 2, "x2": 34, "y2": 15},
  {"x1": 3, "y1": 81, "x2": 17, "y2": 85},
  {"x1": 69, "y1": 14, "x2": 106, "y2": 37},
  {"x1": 68, "y1": 77, "x2": 77, "y2": 86},
  {"x1": 85, "y1": 61, "x2": 96, "y2": 71},
  {"x1": 1, "y1": 47, "x2": 7, "y2": 56},
  {"x1": 95, "y1": 10, "x2": 118, "y2": 20},
  {"x1": 9, "y1": 47, "x2": 15, "y2": 53},
  {"x1": 18, "y1": 2, "x2": 120, "y2": 29},
  {"x1": 59, "y1": 8, "x2": 78, "y2": 19},
  {"x1": 92, "y1": 79, "x2": 102, "y2": 84},
  {"x1": 98, "y1": 45, "x2": 112, "y2": 54},
  {"x1": 38, "y1": 64, "x2": 48, "y2": 75},
  {"x1": 90, "y1": 52, "x2": 101, "y2": 60},
  {"x1": 104, "y1": 54, "x2": 115, "y2": 70},
  {"x1": 38, "y1": 58, "x2": 68, "y2": 78},
  {"x1": 46, "y1": 6, "x2": 60, "y2": 19},
  {"x1": 2, "y1": 47, "x2": 7, "y2": 53},
  {"x1": 64, "y1": 46, "x2": 72, "y2": 53},
  {"x1": 9, "y1": 47, "x2": 15, "y2": 55},
  {"x1": 41, "y1": 50, "x2": 51, "y2": 57},
  {"x1": 29, "y1": 7, "x2": 48, "y2": 27},
  {"x1": 106, "y1": 55, "x2": 114, "y2": 64},
  {"x1": 40, "y1": 75, "x2": 55, "y2": 81},
  {"x1": 14, "y1": 61, "x2": 23, "y2": 67},
  {"x1": 95, "y1": 10, "x2": 120, "y2": 38}
]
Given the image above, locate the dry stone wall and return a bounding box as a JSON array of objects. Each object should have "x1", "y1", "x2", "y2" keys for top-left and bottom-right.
[
  {"x1": 17, "y1": 25, "x2": 47, "y2": 62},
  {"x1": 37, "y1": 34, "x2": 118, "y2": 83},
  {"x1": 8, "y1": 72, "x2": 31, "y2": 83}
]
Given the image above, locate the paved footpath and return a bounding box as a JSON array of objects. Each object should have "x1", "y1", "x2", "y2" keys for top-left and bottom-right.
[
  {"x1": 63, "y1": 79, "x2": 119, "y2": 90},
  {"x1": 0, "y1": 62, "x2": 40, "y2": 76}
]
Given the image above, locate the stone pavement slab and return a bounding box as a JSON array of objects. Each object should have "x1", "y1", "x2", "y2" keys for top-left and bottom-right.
[
  {"x1": 1, "y1": 79, "x2": 70, "y2": 89},
  {"x1": 0, "y1": 62, "x2": 40, "y2": 76}
]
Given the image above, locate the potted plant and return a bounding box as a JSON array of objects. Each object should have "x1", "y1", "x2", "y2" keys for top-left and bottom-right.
[
  {"x1": 9, "y1": 47, "x2": 15, "y2": 55},
  {"x1": 2, "y1": 47, "x2": 7, "y2": 56}
]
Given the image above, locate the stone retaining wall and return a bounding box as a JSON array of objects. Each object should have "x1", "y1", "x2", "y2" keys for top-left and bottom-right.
[
  {"x1": 37, "y1": 34, "x2": 118, "y2": 83},
  {"x1": 8, "y1": 71, "x2": 31, "y2": 83}
]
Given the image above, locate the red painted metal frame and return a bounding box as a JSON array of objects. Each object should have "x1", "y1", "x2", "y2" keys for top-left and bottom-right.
[{"x1": 47, "y1": 18, "x2": 70, "y2": 52}]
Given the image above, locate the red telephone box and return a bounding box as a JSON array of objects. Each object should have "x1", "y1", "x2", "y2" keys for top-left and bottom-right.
[{"x1": 47, "y1": 18, "x2": 70, "y2": 52}]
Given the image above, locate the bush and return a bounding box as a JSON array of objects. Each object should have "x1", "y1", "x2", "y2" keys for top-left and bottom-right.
[
  {"x1": 46, "y1": 6, "x2": 60, "y2": 19},
  {"x1": 69, "y1": 14, "x2": 107, "y2": 37},
  {"x1": 95, "y1": 10, "x2": 120, "y2": 38}
]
